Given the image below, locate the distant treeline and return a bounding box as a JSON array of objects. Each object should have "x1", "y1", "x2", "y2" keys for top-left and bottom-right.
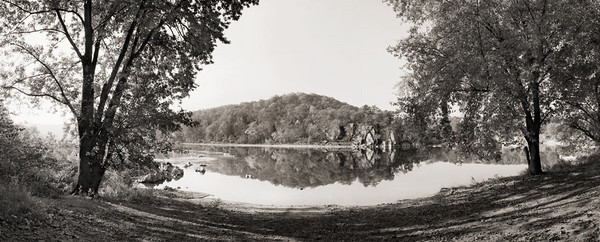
[{"x1": 174, "y1": 93, "x2": 396, "y2": 144}]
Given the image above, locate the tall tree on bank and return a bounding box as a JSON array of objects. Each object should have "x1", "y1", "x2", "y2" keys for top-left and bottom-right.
[
  {"x1": 0, "y1": 0, "x2": 258, "y2": 194},
  {"x1": 386, "y1": 0, "x2": 599, "y2": 175}
]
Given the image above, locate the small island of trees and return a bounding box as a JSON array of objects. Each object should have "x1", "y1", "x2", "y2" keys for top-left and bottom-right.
[{"x1": 173, "y1": 93, "x2": 398, "y2": 145}]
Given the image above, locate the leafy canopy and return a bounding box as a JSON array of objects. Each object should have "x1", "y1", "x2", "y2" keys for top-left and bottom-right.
[
  {"x1": 387, "y1": 0, "x2": 600, "y2": 159},
  {"x1": 0, "y1": 0, "x2": 259, "y2": 169}
]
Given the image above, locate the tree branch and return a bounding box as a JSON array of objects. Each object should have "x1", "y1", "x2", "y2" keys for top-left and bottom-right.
[
  {"x1": 4, "y1": 28, "x2": 65, "y2": 35},
  {"x1": 56, "y1": 10, "x2": 84, "y2": 59},
  {"x1": 53, "y1": 8, "x2": 85, "y2": 25},
  {"x1": 132, "y1": 0, "x2": 184, "y2": 58},
  {"x1": 91, "y1": 35, "x2": 102, "y2": 67},
  {"x1": 100, "y1": 0, "x2": 182, "y2": 132},
  {"x1": 2, "y1": 1, "x2": 84, "y2": 23},
  {"x1": 10, "y1": 42, "x2": 79, "y2": 117},
  {"x1": 93, "y1": 3, "x2": 129, "y2": 31},
  {"x1": 565, "y1": 100, "x2": 598, "y2": 125},
  {"x1": 95, "y1": 3, "x2": 143, "y2": 127},
  {"x1": 570, "y1": 122, "x2": 599, "y2": 142},
  {"x1": 2, "y1": 85, "x2": 64, "y2": 105}
]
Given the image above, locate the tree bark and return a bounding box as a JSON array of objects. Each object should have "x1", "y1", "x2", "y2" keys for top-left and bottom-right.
[
  {"x1": 525, "y1": 135, "x2": 543, "y2": 175},
  {"x1": 440, "y1": 96, "x2": 452, "y2": 138},
  {"x1": 72, "y1": 0, "x2": 108, "y2": 196},
  {"x1": 73, "y1": 140, "x2": 108, "y2": 195}
]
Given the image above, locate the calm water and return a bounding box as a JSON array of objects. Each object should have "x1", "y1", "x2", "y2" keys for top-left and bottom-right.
[{"x1": 151, "y1": 146, "x2": 532, "y2": 206}]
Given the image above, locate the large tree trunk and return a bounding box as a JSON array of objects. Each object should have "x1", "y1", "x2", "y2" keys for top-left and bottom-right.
[
  {"x1": 73, "y1": 140, "x2": 92, "y2": 194},
  {"x1": 525, "y1": 136, "x2": 543, "y2": 175},
  {"x1": 529, "y1": 74, "x2": 543, "y2": 175},
  {"x1": 72, "y1": 0, "x2": 112, "y2": 196},
  {"x1": 518, "y1": 67, "x2": 544, "y2": 175},
  {"x1": 72, "y1": 134, "x2": 107, "y2": 195}
]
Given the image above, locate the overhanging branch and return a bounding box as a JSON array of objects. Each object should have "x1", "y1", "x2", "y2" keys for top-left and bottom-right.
[
  {"x1": 2, "y1": 85, "x2": 61, "y2": 104},
  {"x1": 10, "y1": 42, "x2": 79, "y2": 118}
]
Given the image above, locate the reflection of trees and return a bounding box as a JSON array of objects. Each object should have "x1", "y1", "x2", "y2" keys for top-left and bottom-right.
[
  {"x1": 197, "y1": 147, "x2": 436, "y2": 189},
  {"x1": 186, "y1": 144, "x2": 568, "y2": 189}
]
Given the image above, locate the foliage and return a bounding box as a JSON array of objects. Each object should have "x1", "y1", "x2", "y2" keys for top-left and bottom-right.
[
  {"x1": 0, "y1": 102, "x2": 76, "y2": 197},
  {"x1": 99, "y1": 169, "x2": 158, "y2": 201},
  {"x1": 386, "y1": 0, "x2": 600, "y2": 174},
  {"x1": 175, "y1": 93, "x2": 396, "y2": 144},
  {"x1": 0, "y1": 101, "x2": 79, "y2": 224},
  {"x1": 0, "y1": 0, "x2": 258, "y2": 193}
]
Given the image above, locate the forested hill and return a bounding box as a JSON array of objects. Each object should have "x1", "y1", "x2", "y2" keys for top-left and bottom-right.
[{"x1": 174, "y1": 93, "x2": 395, "y2": 144}]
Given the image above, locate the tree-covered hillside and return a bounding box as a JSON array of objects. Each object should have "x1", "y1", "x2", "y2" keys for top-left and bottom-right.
[{"x1": 175, "y1": 93, "x2": 395, "y2": 144}]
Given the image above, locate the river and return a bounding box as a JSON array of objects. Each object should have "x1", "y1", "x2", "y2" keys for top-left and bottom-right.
[{"x1": 146, "y1": 145, "x2": 557, "y2": 206}]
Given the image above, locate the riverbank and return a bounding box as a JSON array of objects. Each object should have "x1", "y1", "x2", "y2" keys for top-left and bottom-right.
[{"x1": 2, "y1": 156, "x2": 599, "y2": 241}]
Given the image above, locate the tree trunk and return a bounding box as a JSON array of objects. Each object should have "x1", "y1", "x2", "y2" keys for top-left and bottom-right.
[
  {"x1": 72, "y1": 135, "x2": 108, "y2": 195},
  {"x1": 440, "y1": 95, "x2": 452, "y2": 138},
  {"x1": 525, "y1": 138, "x2": 543, "y2": 175},
  {"x1": 518, "y1": 71, "x2": 544, "y2": 175},
  {"x1": 72, "y1": 140, "x2": 92, "y2": 194},
  {"x1": 90, "y1": 161, "x2": 106, "y2": 194},
  {"x1": 529, "y1": 74, "x2": 543, "y2": 175}
]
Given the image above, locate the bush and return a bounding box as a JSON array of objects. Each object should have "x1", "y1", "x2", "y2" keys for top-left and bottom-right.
[
  {"x1": 0, "y1": 103, "x2": 77, "y2": 202},
  {"x1": 99, "y1": 169, "x2": 157, "y2": 202}
]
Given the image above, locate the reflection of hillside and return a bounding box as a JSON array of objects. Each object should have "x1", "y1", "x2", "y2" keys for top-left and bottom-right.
[
  {"x1": 178, "y1": 144, "x2": 573, "y2": 189},
  {"x1": 197, "y1": 147, "x2": 432, "y2": 189}
]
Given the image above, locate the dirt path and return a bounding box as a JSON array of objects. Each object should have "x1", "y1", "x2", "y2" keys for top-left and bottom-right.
[{"x1": 2, "y1": 161, "x2": 599, "y2": 241}]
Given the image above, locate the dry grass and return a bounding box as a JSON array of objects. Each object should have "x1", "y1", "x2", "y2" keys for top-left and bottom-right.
[{"x1": 0, "y1": 185, "x2": 46, "y2": 222}]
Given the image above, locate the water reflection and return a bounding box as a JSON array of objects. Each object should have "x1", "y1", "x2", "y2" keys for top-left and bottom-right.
[
  {"x1": 150, "y1": 146, "x2": 546, "y2": 205},
  {"x1": 180, "y1": 147, "x2": 434, "y2": 189},
  {"x1": 174, "y1": 145, "x2": 570, "y2": 189}
]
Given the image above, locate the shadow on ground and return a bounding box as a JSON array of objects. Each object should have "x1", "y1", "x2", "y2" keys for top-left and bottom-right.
[{"x1": 3, "y1": 159, "x2": 600, "y2": 241}]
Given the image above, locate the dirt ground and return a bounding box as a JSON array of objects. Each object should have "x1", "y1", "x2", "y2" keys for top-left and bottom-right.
[{"x1": 1, "y1": 160, "x2": 599, "y2": 241}]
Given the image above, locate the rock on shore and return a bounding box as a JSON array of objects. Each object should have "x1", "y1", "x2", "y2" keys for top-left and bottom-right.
[{"x1": 138, "y1": 162, "x2": 184, "y2": 184}]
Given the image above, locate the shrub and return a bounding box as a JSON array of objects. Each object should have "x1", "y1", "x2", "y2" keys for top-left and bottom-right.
[
  {"x1": 99, "y1": 169, "x2": 157, "y2": 202},
  {"x1": 0, "y1": 102, "x2": 77, "y2": 203}
]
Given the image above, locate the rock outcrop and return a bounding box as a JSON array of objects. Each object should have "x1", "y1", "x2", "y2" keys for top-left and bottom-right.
[{"x1": 138, "y1": 162, "x2": 184, "y2": 184}]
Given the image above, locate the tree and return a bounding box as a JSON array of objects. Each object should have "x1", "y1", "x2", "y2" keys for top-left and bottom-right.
[
  {"x1": 552, "y1": 10, "x2": 600, "y2": 144},
  {"x1": 0, "y1": 0, "x2": 258, "y2": 195},
  {"x1": 386, "y1": 0, "x2": 599, "y2": 175}
]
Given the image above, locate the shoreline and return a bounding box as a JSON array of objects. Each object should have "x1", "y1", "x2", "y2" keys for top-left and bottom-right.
[{"x1": 4, "y1": 157, "x2": 599, "y2": 241}]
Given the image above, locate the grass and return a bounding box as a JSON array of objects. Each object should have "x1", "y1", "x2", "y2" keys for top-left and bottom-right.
[
  {"x1": 547, "y1": 152, "x2": 600, "y2": 172},
  {"x1": 0, "y1": 184, "x2": 46, "y2": 223}
]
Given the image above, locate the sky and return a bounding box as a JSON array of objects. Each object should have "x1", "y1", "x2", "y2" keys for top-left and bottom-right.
[{"x1": 10, "y1": 0, "x2": 409, "y2": 127}]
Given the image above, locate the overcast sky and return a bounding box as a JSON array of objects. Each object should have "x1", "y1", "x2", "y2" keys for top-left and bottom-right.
[{"x1": 11, "y1": 0, "x2": 409, "y2": 126}]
